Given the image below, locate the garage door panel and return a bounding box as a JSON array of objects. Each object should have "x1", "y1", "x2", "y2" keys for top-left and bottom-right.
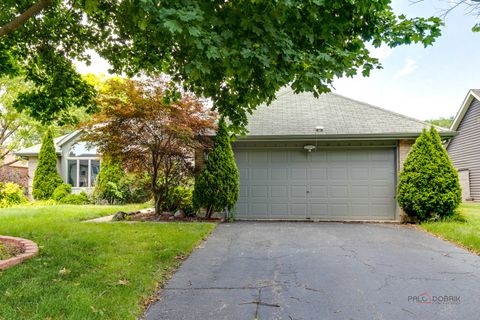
[
  {"x1": 370, "y1": 149, "x2": 392, "y2": 161},
  {"x1": 251, "y1": 151, "x2": 268, "y2": 162},
  {"x1": 310, "y1": 185, "x2": 328, "y2": 198},
  {"x1": 239, "y1": 185, "x2": 249, "y2": 199},
  {"x1": 309, "y1": 152, "x2": 327, "y2": 162},
  {"x1": 289, "y1": 204, "x2": 307, "y2": 217},
  {"x1": 252, "y1": 168, "x2": 269, "y2": 180},
  {"x1": 371, "y1": 167, "x2": 393, "y2": 179},
  {"x1": 271, "y1": 168, "x2": 288, "y2": 180},
  {"x1": 329, "y1": 168, "x2": 348, "y2": 180},
  {"x1": 271, "y1": 204, "x2": 289, "y2": 216},
  {"x1": 234, "y1": 148, "x2": 396, "y2": 220},
  {"x1": 251, "y1": 203, "x2": 269, "y2": 215},
  {"x1": 371, "y1": 186, "x2": 394, "y2": 197},
  {"x1": 235, "y1": 203, "x2": 249, "y2": 217},
  {"x1": 351, "y1": 167, "x2": 369, "y2": 180},
  {"x1": 328, "y1": 151, "x2": 348, "y2": 162},
  {"x1": 328, "y1": 204, "x2": 349, "y2": 216},
  {"x1": 349, "y1": 151, "x2": 370, "y2": 162},
  {"x1": 291, "y1": 185, "x2": 307, "y2": 199},
  {"x1": 271, "y1": 151, "x2": 288, "y2": 163},
  {"x1": 350, "y1": 185, "x2": 369, "y2": 198},
  {"x1": 290, "y1": 152, "x2": 309, "y2": 163},
  {"x1": 371, "y1": 204, "x2": 395, "y2": 217},
  {"x1": 291, "y1": 168, "x2": 307, "y2": 180},
  {"x1": 310, "y1": 167, "x2": 327, "y2": 180},
  {"x1": 353, "y1": 204, "x2": 370, "y2": 215},
  {"x1": 251, "y1": 185, "x2": 268, "y2": 199},
  {"x1": 329, "y1": 185, "x2": 348, "y2": 197}
]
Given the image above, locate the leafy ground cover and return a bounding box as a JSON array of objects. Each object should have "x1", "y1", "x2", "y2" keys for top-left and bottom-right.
[{"x1": 0, "y1": 204, "x2": 215, "y2": 320}]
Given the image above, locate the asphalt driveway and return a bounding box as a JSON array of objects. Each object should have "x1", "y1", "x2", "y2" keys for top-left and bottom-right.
[{"x1": 145, "y1": 222, "x2": 480, "y2": 320}]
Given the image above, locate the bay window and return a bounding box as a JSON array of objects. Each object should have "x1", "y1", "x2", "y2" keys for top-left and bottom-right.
[{"x1": 67, "y1": 142, "x2": 100, "y2": 188}]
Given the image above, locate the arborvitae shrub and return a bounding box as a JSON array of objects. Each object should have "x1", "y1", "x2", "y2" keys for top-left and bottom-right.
[
  {"x1": 193, "y1": 118, "x2": 239, "y2": 218},
  {"x1": 32, "y1": 128, "x2": 63, "y2": 200},
  {"x1": 397, "y1": 127, "x2": 462, "y2": 221}
]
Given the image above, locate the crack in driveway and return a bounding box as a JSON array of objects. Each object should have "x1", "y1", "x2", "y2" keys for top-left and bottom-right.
[{"x1": 144, "y1": 222, "x2": 480, "y2": 320}]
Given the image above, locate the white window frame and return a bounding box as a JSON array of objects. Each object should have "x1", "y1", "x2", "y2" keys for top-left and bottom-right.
[{"x1": 66, "y1": 157, "x2": 101, "y2": 188}]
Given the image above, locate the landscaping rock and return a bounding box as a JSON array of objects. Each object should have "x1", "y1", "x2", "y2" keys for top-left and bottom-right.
[
  {"x1": 112, "y1": 211, "x2": 128, "y2": 221},
  {"x1": 174, "y1": 210, "x2": 185, "y2": 219}
]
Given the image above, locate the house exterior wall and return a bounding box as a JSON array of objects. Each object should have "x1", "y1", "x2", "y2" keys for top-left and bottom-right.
[{"x1": 447, "y1": 97, "x2": 480, "y2": 201}]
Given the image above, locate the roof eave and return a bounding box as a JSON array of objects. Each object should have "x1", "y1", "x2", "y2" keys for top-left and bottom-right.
[
  {"x1": 236, "y1": 132, "x2": 457, "y2": 142},
  {"x1": 451, "y1": 90, "x2": 480, "y2": 131},
  {"x1": 15, "y1": 151, "x2": 62, "y2": 158}
]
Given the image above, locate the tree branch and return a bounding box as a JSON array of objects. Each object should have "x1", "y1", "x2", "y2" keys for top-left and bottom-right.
[
  {"x1": 0, "y1": 158, "x2": 20, "y2": 168},
  {"x1": 0, "y1": 0, "x2": 53, "y2": 38}
]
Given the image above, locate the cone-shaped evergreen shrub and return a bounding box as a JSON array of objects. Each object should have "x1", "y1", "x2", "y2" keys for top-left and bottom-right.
[
  {"x1": 193, "y1": 118, "x2": 239, "y2": 218},
  {"x1": 397, "y1": 127, "x2": 461, "y2": 221},
  {"x1": 32, "y1": 128, "x2": 63, "y2": 199}
]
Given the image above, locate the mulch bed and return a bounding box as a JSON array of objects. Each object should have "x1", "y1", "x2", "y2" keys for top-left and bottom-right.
[
  {"x1": 0, "y1": 241, "x2": 24, "y2": 260},
  {"x1": 0, "y1": 236, "x2": 39, "y2": 270},
  {"x1": 127, "y1": 211, "x2": 222, "y2": 222}
]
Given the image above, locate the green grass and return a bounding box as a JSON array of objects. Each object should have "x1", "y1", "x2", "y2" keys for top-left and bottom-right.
[
  {"x1": 421, "y1": 203, "x2": 480, "y2": 254},
  {"x1": 0, "y1": 204, "x2": 215, "y2": 320}
]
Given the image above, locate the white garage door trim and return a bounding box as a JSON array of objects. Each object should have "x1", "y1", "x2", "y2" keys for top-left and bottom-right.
[{"x1": 234, "y1": 147, "x2": 397, "y2": 221}]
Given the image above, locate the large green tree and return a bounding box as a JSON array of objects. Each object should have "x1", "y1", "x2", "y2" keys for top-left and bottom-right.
[
  {"x1": 1, "y1": 1, "x2": 442, "y2": 129},
  {"x1": 193, "y1": 118, "x2": 239, "y2": 218},
  {"x1": 425, "y1": 116, "x2": 454, "y2": 129},
  {"x1": 32, "y1": 127, "x2": 63, "y2": 199},
  {"x1": 0, "y1": 76, "x2": 92, "y2": 168}
]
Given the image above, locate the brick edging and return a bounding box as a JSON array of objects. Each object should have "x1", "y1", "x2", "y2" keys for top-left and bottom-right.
[{"x1": 0, "y1": 236, "x2": 39, "y2": 270}]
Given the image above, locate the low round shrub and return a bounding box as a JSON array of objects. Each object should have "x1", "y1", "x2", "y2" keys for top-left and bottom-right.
[
  {"x1": 397, "y1": 127, "x2": 462, "y2": 221},
  {"x1": 58, "y1": 191, "x2": 89, "y2": 205},
  {"x1": 0, "y1": 182, "x2": 28, "y2": 208},
  {"x1": 52, "y1": 183, "x2": 72, "y2": 201},
  {"x1": 167, "y1": 186, "x2": 194, "y2": 216}
]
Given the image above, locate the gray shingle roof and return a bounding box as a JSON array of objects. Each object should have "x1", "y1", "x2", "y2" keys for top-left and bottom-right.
[
  {"x1": 471, "y1": 89, "x2": 480, "y2": 97},
  {"x1": 244, "y1": 87, "x2": 451, "y2": 138},
  {"x1": 15, "y1": 130, "x2": 81, "y2": 157}
]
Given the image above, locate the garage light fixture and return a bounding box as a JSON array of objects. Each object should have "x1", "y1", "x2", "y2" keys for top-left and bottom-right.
[{"x1": 304, "y1": 144, "x2": 316, "y2": 152}]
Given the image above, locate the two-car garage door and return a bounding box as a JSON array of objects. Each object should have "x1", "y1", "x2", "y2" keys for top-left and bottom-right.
[{"x1": 234, "y1": 148, "x2": 397, "y2": 220}]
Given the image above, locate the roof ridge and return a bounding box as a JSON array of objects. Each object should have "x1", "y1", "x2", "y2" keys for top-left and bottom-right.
[{"x1": 330, "y1": 92, "x2": 446, "y2": 131}]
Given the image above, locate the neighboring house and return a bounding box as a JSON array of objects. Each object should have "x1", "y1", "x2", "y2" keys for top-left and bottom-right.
[
  {"x1": 198, "y1": 87, "x2": 455, "y2": 221},
  {"x1": 447, "y1": 89, "x2": 480, "y2": 202},
  {"x1": 0, "y1": 153, "x2": 29, "y2": 192},
  {"x1": 15, "y1": 130, "x2": 100, "y2": 197}
]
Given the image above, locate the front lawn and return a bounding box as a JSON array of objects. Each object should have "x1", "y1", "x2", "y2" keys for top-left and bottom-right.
[
  {"x1": 0, "y1": 205, "x2": 215, "y2": 320},
  {"x1": 421, "y1": 203, "x2": 480, "y2": 254}
]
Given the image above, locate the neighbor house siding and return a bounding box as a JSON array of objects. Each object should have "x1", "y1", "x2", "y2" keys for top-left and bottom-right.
[{"x1": 448, "y1": 98, "x2": 480, "y2": 201}]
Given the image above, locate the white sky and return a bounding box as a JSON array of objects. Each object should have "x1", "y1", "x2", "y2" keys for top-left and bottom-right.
[{"x1": 75, "y1": 0, "x2": 480, "y2": 121}]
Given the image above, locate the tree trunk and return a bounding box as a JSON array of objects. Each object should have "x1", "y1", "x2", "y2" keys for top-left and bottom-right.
[
  {"x1": 205, "y1": 204, "x2": 213, "y2": 219},
  {"x1": 154, "y1": 193, "x2": 162, "y2": 215}
]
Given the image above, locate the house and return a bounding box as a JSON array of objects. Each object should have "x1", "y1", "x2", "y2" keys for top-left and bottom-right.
[
  {"x1": 218, "y1": 88, "x2": 456, "y2": 221},
  {"x1": 0, "y1": 153, "x2": 29, "y2": 192},
  {"x1": 447, "y1": 89, "x2": 480, "y2": 202},
  {"x1": 15, "y1": 130, "x2": 100, "y2": 197}
]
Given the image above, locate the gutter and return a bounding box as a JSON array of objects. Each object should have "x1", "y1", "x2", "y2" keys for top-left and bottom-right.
[{"x1": 235, "y1": 131, "x2": 458, "y2": 142}]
